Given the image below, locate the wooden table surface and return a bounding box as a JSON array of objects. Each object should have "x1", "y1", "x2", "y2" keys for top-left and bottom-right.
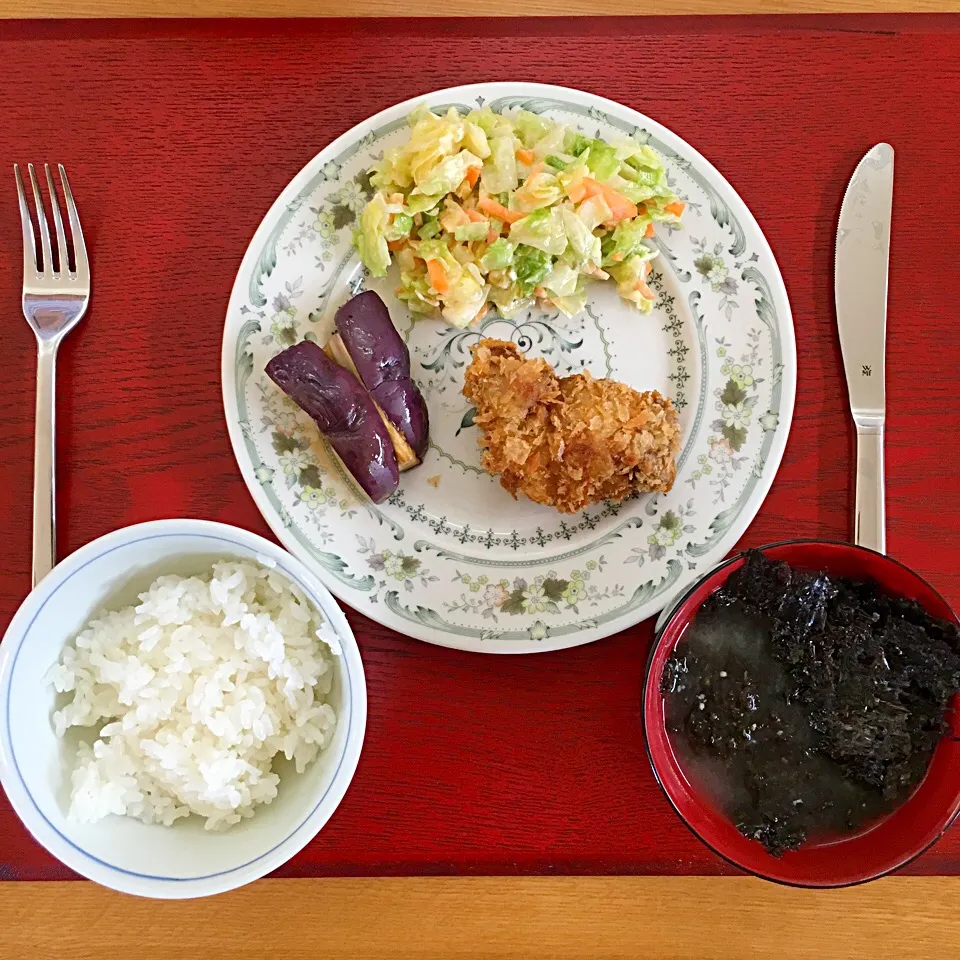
[
  {"x1": 3, "y1": 13, "x2": 960, "y2": 958},
  {"x1": 1, "y1": 0, "x2": 960, "y2": 17},
  {"x1": 4, "y1": 877, "x2": 960, "y2": 959}
]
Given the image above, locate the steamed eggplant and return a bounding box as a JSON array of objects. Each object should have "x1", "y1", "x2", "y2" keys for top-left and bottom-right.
[
  {"x1": 266, "y1": 340, "x2": 399, "y2": 504},
  {"x1": 333, "y1": 291, "x2": 430, "y2": 460},
  {"x1": 323, "y1": 335, "x2": 418, "y2": 472}
]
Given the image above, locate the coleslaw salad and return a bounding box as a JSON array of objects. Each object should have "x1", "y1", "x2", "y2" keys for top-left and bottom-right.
[{"x1": 353, "y1": 104, "x2": 685, "y2": 327}]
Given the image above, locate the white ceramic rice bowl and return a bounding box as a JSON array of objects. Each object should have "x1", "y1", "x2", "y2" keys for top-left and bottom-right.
[{"x1": 0, "y1": 519, "x2": 366, "y2": 899}]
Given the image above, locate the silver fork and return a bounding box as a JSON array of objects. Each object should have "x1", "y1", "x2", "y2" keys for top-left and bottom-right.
[{"x1": 15, "y1": 164, "x2": 90, "y2": 588}]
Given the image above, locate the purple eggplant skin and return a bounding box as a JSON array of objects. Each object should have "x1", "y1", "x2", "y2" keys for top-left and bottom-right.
[
  {"x1": 265, "y1": 340, "x2": 399, "y2": 504},
  {"x1": 335, "y1": 291, "x2": 430, "y2": 459}
]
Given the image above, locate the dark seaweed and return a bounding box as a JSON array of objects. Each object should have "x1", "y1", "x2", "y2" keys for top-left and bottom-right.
[{"x1": 662, "y1": 550, "x2": 960, "y2": 856}]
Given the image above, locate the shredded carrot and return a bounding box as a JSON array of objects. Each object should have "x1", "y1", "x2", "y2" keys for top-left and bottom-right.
[
  {"x1": 387, "y1": 239, "x2": 406, "y2": 252},
  {"x1": 643, "y1": 261, "x2": 651, "y2": 279},
  {"x1": 566, "y1": 181, "x2": 588, "y2": 203},
  {"x1": 478, "y1": 196, "x2": 525, "y2": 224},
  {"x1": 388, "y1": 193, "x2": 404, "y2": 205},
  {"x1": 609, "y1": 198, "x2": 639, "y2": 222},
  {"x1": 610, "y1": 252, "x2": 624, "y2": 263},
  {"x1": 466, "y1": 208, "x2": 487, "y2": 223},
  {"x1": 525, "y1": 161, "x2": 544, "y2": 181},
  {"x1": 486, "y1": 227, "x2": 500, "y2": 245},
  {"x1": 645, "y1": 222, "x2": 655, "y2": 238},
  {"x1": 664, "y1": 200, "x2": 686, "y2": 217},
  {"x1": 515, "y1": 148, "x2": 536, "y2": 166},
  {"x1": 426, "y1": 259, "x2": 449, "y2": 295},
  {"x1": 465, "y1": 166, "x2": 481, "y2": 189},
  {"x1": 533, "y1": 286, "x2": 546, "y2": 298},
  {"x1": 637, "y1": 280, "x2": 655, "y2": 301},
  {"x1": 582, "y1": 178, "x2": 637, "y2": 222}
]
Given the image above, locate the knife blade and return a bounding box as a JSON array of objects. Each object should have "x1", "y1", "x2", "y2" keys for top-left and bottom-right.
[{"x1": 834, "y1": 143, "x2": 894, "y2": 554}]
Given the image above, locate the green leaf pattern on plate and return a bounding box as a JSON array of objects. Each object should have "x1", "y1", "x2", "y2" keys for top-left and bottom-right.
[{"x1": 224, "y1": 85, "x2": 793, "y2": 651}]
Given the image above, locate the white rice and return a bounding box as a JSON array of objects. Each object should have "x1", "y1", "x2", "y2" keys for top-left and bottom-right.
[{"x1": 48, "y1": 560, "x2": 339, "y2": 830}]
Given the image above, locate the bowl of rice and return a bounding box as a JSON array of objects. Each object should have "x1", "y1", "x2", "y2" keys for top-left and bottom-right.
[{"x1": 0, "y1": 519, "x2": 366, "y2": 899}]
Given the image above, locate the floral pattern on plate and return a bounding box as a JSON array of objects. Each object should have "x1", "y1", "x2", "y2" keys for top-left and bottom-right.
[{"x1": 223, "y1": 83, "x2": 795, "y2": 653}]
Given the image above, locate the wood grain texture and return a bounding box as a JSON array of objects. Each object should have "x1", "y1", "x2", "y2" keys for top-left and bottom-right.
[
  {"x1": 5, "y1": 877, "x2": 960, "y2": 959},
  {"x1": 2, "y1": 0, "x2": 960, "y2": 17},
  {"x1": 1, "y1": 16, "x2": 960, "y2": 883}
]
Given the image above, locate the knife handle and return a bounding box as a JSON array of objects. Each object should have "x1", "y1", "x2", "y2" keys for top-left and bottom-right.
[{"x1": 854, "y1": 423, "x2": 886, "y2": 555}]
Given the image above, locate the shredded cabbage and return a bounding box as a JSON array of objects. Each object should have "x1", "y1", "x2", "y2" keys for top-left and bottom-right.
[
  {"x1": 482, "y1": 135, "x2": 519, "y2": 195},
  {"x1": 609, "y1": 254, "x2": 658, "y2": 313},
  {"x1": 583, "y1": 140, "x2": 620, "y2": 182},
  {"x1": 352, "y1": 103, "x2": 683, "y2": 323},
  {"x1": 543, "y1": 261, "x2": 580, "y2": 298},
  {"x1": 454, "y1": 221, "x2": 490, "y2": 243},
  {"x1": 548, "y1": 284, "x2": 588, "y2": 319},
  {"x1": 560, "y1": 207, "x2": 602, "y2": 267},
  {"x1": 353, "y1": 193, "x2": 391, "y2": 277},
  {"x1": 509, "y1": 208, "x2": 567, "y2": 257},
  {"x1": 413, "y1": 150, "x2": 482, "y2": 197},
  {"x1": 513, "y1": 168, "x2": 564, "y2": 213},
  {"x1": 384, "y1": 212, "x2": 413, "y2": 243},
  {"x1": 602, "y1": 218, "x2": 657, "y2": 267},
  {"x1": 480, "y1": 238, "x2": 516, "y2": 272},
  {"x1": 513, "y1": 110, "x2": 552, "y2": 148},
  {"x1": 513, "y1": 245, "x2": 553, "y2": 296},
  {"x1": 442, "y1": 263, "x2": 488, "y2": 328}
]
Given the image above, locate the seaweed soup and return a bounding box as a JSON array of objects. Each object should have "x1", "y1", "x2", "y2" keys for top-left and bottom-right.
[{"x1": 661, "y1": 551, "x2": 960, "y2": 857}]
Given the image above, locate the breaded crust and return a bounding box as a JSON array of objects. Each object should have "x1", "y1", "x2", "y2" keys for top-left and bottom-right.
[{"x1": 463, "y1": 339, "x2": 681, "y2": 514}]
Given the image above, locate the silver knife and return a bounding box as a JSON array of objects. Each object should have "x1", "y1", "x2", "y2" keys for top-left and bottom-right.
[{"x1": 835, "y1": 143, "x2": 894, "y2": 555}]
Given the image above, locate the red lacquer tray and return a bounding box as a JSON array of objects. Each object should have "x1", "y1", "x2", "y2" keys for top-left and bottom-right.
[{"x1": 1, "y1": 15, "x2": 959, "y2": 881}]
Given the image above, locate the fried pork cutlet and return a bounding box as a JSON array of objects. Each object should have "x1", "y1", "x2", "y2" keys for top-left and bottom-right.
[{"x1": 462, "y1": 339, "x2": 681, "y2": 515}]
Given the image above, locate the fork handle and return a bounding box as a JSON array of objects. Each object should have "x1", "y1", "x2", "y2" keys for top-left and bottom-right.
[{"x1": 32, "y1": 340, "x2": 57, "y2": 587}]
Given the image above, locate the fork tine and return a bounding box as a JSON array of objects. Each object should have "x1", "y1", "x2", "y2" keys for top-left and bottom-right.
[
  {"x1": 44, "y1": 164, "x2": 69, "y2": 275},
  {"x1": 14, "y1": 164, "x2": 38, "y2": 276},
  {"x1": 28, "y1": 163, "x2": 53, "y2": 276},
  {"x1": 58, "y1": 165, "x2": 87, "y2": 280}
]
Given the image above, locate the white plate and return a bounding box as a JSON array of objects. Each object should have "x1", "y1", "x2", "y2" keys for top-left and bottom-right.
[{"x1": 222, "y1": 82, "x2": 795, "y2": 654}]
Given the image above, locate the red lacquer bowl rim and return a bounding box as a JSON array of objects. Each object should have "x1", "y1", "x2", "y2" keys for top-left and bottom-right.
[{"x1": 641, "y1": 539, "x2": 960, "y2": 888}]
